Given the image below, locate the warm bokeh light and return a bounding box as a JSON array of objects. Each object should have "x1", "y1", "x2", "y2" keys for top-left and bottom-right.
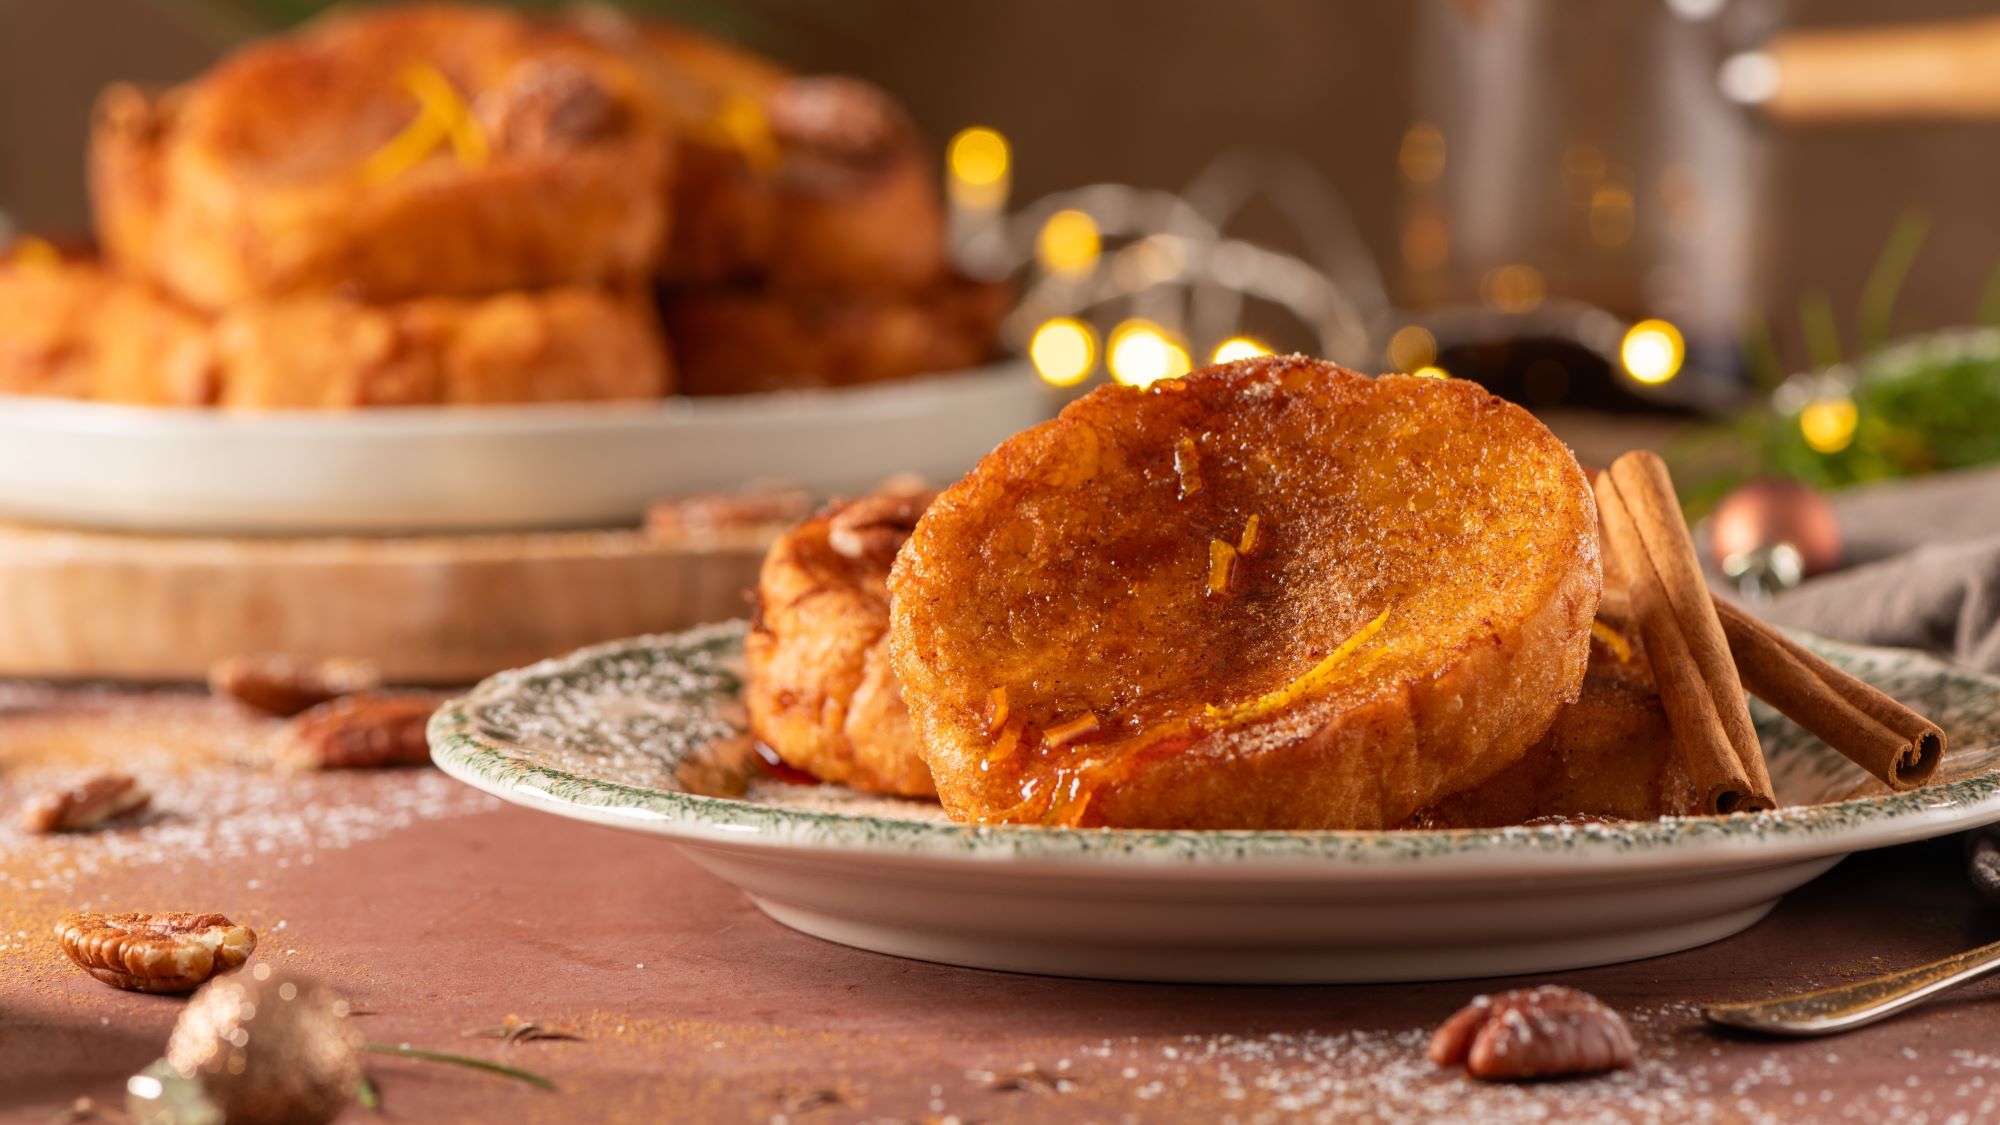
[
  {"x1": 1401, "y1": 205, "x2": 1449, "y2": 272},
  {"x1": 1411, "y1": 365, "x2": 1450, "y2": 379},
  {"x1": 1108, "y1": 321, "x2": 1192, "y2": 387},
  {"x1": 1589, "y1": 184, "x2": 1636, "y2": 249},
  {"x1": 1481, "y1": 264, "x2": 1546, "y2": 314},
  {"x1": 1562, "y1": 143, "x2": 1606, "y2": 208},
  {"x1": 1211, "y1": 336, "x2": 1272, "y2": 364},
  {"x1": 947, "y1": 127, "x2": 1010, "y2": 187},
  {"x1": 1620, "y1": 319, "x2": 1685, "y2": 385},
  {"x1": 1029, "y1": 318, "x2": 1097, "y2": 387},
  {"x1": 1658, "y1": 163, "x2": 1706, "y2": 240},
  {"x1": 1398, "y1": 122, "x2": 1447, "y2": 185},
  {"x1": 1388, "y1": 324, "x2": 1438, "y2": 373},
  {"x1": 1036, "y1": 209, "x2": 1101, "y2": 276},
  {"x1": 1800, "y1": 396, "x2": 1859, "y2": 454}
]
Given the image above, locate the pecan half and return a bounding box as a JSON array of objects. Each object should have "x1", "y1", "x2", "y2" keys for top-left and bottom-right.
[
  {"x1": 826, "y1": 488, "x2": 936, "y2": 563},
  {"x1": 1428, "y1": 985, "x2": 1637, "y2": 1081},
  {"x1": 645, "y1": 486, "x2": 814, "y2": 541},
  {"x1": 21, "y1": 774, "x2": 150, "y2": 834},
  {"x1": 55, "y1": 911, "x2": 256, "y2": 993},
  {"x1": 209, "y1": 654, "x2": 381, "y2": 718},
  {"x1": 274, "y1": 692, "x2": 443, "y2": 770}
]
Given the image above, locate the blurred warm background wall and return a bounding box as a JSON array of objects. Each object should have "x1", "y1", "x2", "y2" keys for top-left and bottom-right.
[{"x1": 7, "y1": 0, "x2": 2000, "y2": 356}]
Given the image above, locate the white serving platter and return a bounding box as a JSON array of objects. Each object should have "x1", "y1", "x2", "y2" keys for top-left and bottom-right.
[
  {"x1": 0, "y1": 361, "x2": 1050, "y2": 534},
  {"x1": 430, "y1": 621, "x2": 2000, "y2": 984}
]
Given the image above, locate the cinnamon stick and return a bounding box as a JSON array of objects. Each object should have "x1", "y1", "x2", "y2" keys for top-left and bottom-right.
[
  {"x1": 1715, "y1": 599, "x2": 1945, "y2": 790},
  {"x1": 1597, "y1": 458, "x2": 1776, "y2": 814}
]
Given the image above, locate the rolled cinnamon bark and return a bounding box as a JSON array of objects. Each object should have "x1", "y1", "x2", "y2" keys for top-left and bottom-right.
[
  {"x1": 1715, "y1": 599, "x2": 1945, "y2": 790},
  {"x1": 1607, "y1": 453, "x2": 1777, "y2": 807},
  {"x1": 1597, "y1": 467, "x2": 1775, "y2": 814}
]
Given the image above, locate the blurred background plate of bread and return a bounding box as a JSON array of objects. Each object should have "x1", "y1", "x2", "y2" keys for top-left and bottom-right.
[
  {"x1": 0, "y1": 1, "x2": 1040, "y2": 539},
  {"x1": 0, "y1": 1, "x2": 1012, "y2": 412}
]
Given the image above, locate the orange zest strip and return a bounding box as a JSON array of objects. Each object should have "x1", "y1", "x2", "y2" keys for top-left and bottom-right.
[
  {"x1": 358, "y1": 62, "x2": 489, "y2": 186},
  {"x1": 984, "y1": 716, "x2": 1025, "y2": 764},
  {"x1": 1237, "y1": 514, "x2": 1261, "y2": 555},
  {"x1": 993, "y1": 719, "x2": 1203, "y2": 826},
  {"x1": 709, "y1": 94, "x2": 780, "y2": 175},
  {"x1": 402, "y1": 62, "x2": 490, "y2": 169},
  {"x1": 1590, "y1": 620, "x2": 1633, "y2": 663},
  {"x1": 1042, "y1": 712, "x2": 1101, "y2": 749},
  {"x1": 1205, "y1": 607, "x2": 1392, "y2": 725},
  {"x1": 1174, "y1": 436, "x2": 1204, "y2": 499},
  {"x1": 984, "y1": 686, "x2": 1011, "y2": 737},
  {"x1": 1207, "y1": 539, "x2": 1236, "y2": 597}
]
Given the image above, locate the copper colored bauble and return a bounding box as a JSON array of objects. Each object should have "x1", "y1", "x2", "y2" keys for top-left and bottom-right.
[
  {"x1": 1709, "y1": 478, "x2": 1843, "y2": 581},
  {"x1": 160, "y1": 968, "x2": 361, "y2": 1125}
]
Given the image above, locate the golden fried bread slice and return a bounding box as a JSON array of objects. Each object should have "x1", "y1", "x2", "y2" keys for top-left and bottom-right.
[
  {"x1": 596, "y1": 18, "x2": 946, "y2": 288},
  {"x1": 1405, "y1": 612, "x2": 1696, "y2": 827},
  {"x1": 93, "y1": 277, "x2": 219, "y2": 407},
  {"x1": 661, "y1": 277, "x2": 1006, "y2": 395},
  {"x1": 748, "y1": 75, "x2": 947, "y2": 291},
  {"x1": 0, "y1": 248, "x2": 113, "y2": 399},
  {"x1": 92, "y1": 4, "x2": 668, "y2": 309},
  {"x1": 637, "y1": 24, "x2": 786, "y2": 286},
  {"x1": 0, "y1": 252, "x2": 214, "y2": 406},
  {"x1": 209, "y1": 288, "x2": 670, "y2": 408},
  {"x1": 889, "y1": 357, "x2": 1602, "y2": 829},
  {"x1": 0, "y1": 253, "x2": 666, "y2": 409},
  {"x1": 747, "y1": 487, "x2": 939, "y2": 797}
]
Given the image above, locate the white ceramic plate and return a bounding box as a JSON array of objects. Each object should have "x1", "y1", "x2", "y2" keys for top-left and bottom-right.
[
  {"x1": 430, "y1": 622, "x2": 2000, "y2": 983},
  {"x1": 0, "y1": 362, "x2": 1051, "y2": 534}
]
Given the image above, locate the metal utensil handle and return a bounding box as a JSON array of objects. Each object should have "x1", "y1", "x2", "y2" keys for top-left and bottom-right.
[{"x1": 1705, "y1": 938, "x2": 2000, "y2": 1036}]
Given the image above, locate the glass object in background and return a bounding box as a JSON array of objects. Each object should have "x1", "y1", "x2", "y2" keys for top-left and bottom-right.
[{"x1": 1404, "y1": 0, "x2": 1785, "y2": 413}]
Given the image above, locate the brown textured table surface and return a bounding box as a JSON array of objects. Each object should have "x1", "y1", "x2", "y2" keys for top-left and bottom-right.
[{"x1": 6, "y1": 686, "x2": 2000, "y2": 1125}]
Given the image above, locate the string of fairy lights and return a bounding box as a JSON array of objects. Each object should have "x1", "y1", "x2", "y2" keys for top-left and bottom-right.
[
  {"x1": 943, "y1": 126, "x2": 1379, "y2": 390},
  {"x1": 933, "y1": 121, "x2": 1879, "y2": 460}
]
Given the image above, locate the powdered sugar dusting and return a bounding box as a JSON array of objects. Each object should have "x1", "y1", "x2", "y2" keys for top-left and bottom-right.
[
  {"x1": 464, "y1": 624, "x2": 747, "y2": 791},
  {"x1": 1030, "y1": 1002, "x2": 2000, "y2": 1124},
  {"x1": 0, "y1": 687, "x2": 498, "y2": 914}
]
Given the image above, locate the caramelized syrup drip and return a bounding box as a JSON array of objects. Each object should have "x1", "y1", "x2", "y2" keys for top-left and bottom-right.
[
  {"x1": 980, "y1": 610, "x2": 1395, "y2": 828},
  {"x1": 986, "y1": 717, "x2": 1204, "y2": 827},
  {"x1": 984, "y1": 717, "x2": 1025, "y2": 765},
  {"x1": 752, "y1": 741, "x2": 822, "y2": 786}
]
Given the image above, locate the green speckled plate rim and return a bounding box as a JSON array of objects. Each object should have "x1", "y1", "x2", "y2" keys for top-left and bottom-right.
[{"x1": 429, "y1": 620, "x2": 2000, "y2": 871}]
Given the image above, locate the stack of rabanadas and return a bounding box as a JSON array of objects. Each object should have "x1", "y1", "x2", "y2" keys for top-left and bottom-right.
[{"x1": 741, "y1": 360, "x2": 1946, "y2": 828}]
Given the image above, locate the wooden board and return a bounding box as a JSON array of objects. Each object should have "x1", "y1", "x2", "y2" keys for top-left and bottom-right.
[{"x1": 0, "y1": 520, "x2": 770, "y2": 683}]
